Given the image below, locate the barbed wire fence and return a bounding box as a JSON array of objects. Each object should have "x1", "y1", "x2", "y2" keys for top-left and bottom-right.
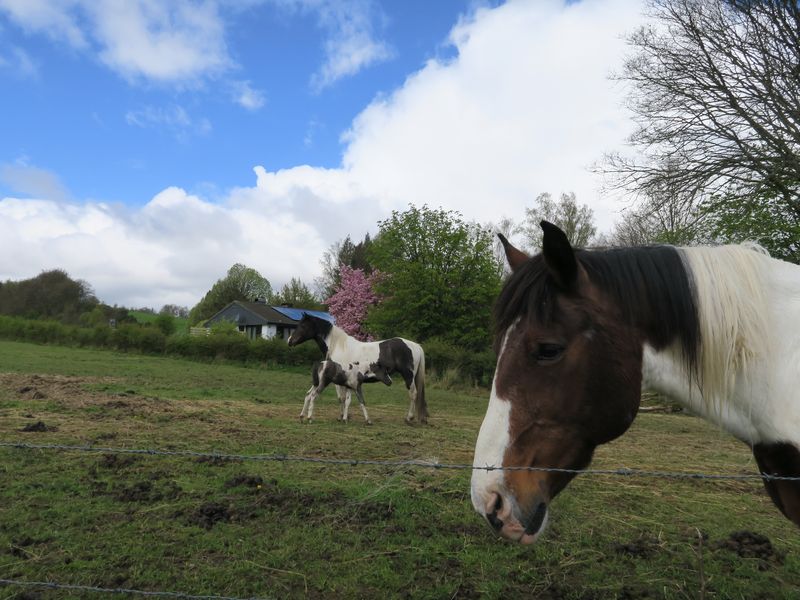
[
  {"x1": 2, "y1": 438, "x2": 799, "y2": 599},
  {"x1": 2, "y1": 440, "x2": 800, "y2": 480}
]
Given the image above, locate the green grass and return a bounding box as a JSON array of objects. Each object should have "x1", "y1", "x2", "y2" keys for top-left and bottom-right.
[
  {"x1": 129, "y1": 310, "x2": 189, "y2": 334},
  {"x1": 0, "y1": 340, "x2": 799, "y2": 599}
]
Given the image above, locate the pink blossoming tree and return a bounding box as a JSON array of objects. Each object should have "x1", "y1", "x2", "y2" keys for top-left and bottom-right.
[{"x1": 325, "y1": 266, "x2": 381, "y2": 341}]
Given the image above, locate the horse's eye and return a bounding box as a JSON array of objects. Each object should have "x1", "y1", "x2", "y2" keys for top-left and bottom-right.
[{"x1": 536, "y1": 343, "x2": 565, "y2": 362}]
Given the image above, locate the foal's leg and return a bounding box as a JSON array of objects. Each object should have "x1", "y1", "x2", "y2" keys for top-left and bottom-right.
[
  {"x1": 752, "y1": 442, "x2": 800, "y2": 526},
  {"x1": 342, "y1": 388, "x2": 353, "y2": 423},
  {"x1": 336, "y1": 385, "x2": 352, "y2": 422},
  {"x1": 305, "y1": 382, "x2": 328, "y2": 423},
  {"x1": 300, "y1": 385, "x2": 316, "y2": 421},
  {"x1": 355, "y1": 386, "x2": 372, "y2": 425}
]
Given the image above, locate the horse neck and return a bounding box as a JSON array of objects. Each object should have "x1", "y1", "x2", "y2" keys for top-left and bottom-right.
[
  {"x1": 641, "y1": 244, "x2": 783, "y2": 444},
  {"x1": 325, "y1": 326, "x2": 358, "y2": 360}
]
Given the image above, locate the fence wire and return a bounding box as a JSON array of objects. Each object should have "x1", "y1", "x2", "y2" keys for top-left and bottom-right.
[
  {"x1": 0, "y1": 578, "x2": 271, "y2": 600},
  {"x1": 2, "y1": 440, "x2": 799, "y2": 481}
]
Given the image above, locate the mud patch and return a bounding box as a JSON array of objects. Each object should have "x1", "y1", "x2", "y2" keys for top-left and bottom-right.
[
  {"x1": 19, "y1": 420, "x2": 56, "y2": 432},
  {"x1": 612, "y1": 536, "x2": 662, "y2": 559},
  {"x1": 109, "y1": 480, "x2": 182, "y2": 503},
  {"x1": 18, "y1": 385, "x2": 47, "y2": 399},
  {"x1": 712, "y1": 531, "x2": 784, "y2": 569},
  {"x1": 224, "y1": 474, "x2": 265, "y2": 489},
  {"x1": 97, "y1": 453, "x2": 138, "y2": 470},
  {"x1": 188, "y1": 502, "x2": 233, "y2": 529}
]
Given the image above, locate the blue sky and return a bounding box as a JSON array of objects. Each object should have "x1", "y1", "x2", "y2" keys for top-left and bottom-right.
[
  {"x1": 0, "y1": 0, "x2": 645, "y2": 309},
  {"x1": 1, "y1": 1, "x2": 471, "y2": 204}
]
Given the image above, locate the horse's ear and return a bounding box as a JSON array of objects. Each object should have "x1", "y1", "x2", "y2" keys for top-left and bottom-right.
[
  {"x1": 497, "y1": 233, "x2": 529, "y2": 272},
  {"x1": 541, "y1": 220, "x2": 578, "y2": 289}
]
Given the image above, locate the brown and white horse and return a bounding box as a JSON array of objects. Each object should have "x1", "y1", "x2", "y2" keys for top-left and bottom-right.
[{"x1": 471, "y1": 220, "x2": 800, "y2": 544}]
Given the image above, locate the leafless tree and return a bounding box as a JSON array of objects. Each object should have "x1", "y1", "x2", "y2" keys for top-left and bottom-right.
[
  {"x1": 604, "y1": 0, "x2": 800, "y2": 219},
  {"x1": 518, "y1": 192, "x2": 597, "y2": 251}
]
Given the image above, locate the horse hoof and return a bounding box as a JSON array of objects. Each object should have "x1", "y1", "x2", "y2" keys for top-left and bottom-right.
[
  {"x1": 366, "y1": 420, "x2": 373, "y2": 426},
  {"x1": 404, "y1": 416, "x2": 414, "y2": 425}
]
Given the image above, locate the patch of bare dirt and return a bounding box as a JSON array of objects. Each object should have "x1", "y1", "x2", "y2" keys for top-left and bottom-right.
[
  {"x1": 111, "y1": 480, "x2": 182, "y2": 503},
  {"x1": 19, "y1": 420, "x2": 57, "y2": 432},
  {"x1": 188, "y1": 502, "x2": 232, "y2": 529},
  {"x1": 97, "y1": 453, "x2": 138, "y2": 471},
  {"x1": 712, "y1": 530, "x2": 784, "y2": 569},
  {"x1": 224, "y1": 474, "x2": 265, "y2": 489},
  {"x1": 0, "y1": 372, "x2": 173, "y2": 418},
  {"x1": 612, "y1": 536, "x2": 663, "y2": 559}
]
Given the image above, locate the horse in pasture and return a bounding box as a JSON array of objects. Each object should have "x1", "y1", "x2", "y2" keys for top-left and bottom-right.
[
  {"x1": 471, "y1": 220, "x2": 800, "y2": 544},
  {"x1": 288, "y1": 314, "x2": 428, "y2": 424},
  {"x1": 300, "y1": 359, "x2": 392, "y2": 424}
]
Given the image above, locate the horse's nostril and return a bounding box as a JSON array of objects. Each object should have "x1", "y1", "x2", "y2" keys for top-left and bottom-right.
[
  {"x1": 486, "y1": 493, "x2": 504, "y2": 531},
  {"x1": 524, "y1": 502, "x2": 547, "y2": 536}
]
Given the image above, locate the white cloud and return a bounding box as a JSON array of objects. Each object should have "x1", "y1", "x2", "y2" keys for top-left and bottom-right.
[
  {"x1": 86, "y1": 0, "x2": 230, "y2": 84},
  {"x1": 0, "y1": 0, "x2": 230, "y2": 85},
  {"x1": 231, "y1": 80, "x2": 266, "y2": 111},
  {"x1": 125, "y1": 104, "x2": 212, "y2": 140},
  {"x1": 308, "y1": 0, "x2": 393, "y2": 91},
  {"x1": 0, "y1": 0, "x2": 645, "y2": 308},
  {"x1": 0, "y1": 160, "x2": 70, "y2": 202},
  {"x1": 0, "y1": 45, "x2": 39, "y2": 77},
  {"x1": 0, "y1": 0, "x2": 392, "y2": 92},
  {"x1": 0, "y1": 0, "x2": 88, "y2": 48},
  {"x1": 339, "y1": 0, "x2": 643, "y2": 233}
]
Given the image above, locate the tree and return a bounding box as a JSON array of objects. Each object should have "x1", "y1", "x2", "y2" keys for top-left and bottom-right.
[
  {"x1": 154, "y1": 313, "x2": 177, "y2": 336},
  {"x1": 325, "y1": 266, "x2": 381, "y2": 341},
  {"x1": 605, "y1": 166, "x2": 707, "y2": 246},
  {"x1": 159, "y1": 304, "x2": 189, "y2": 318},
  {"x1": 366, "y1": 205, "x2": 502, "y2": 350},
  {"x1": 0, "y1": 269, "x2": 98, "y2": 323},
  {"x1": 188, "y1": 264, "x2": 272, "y2": 325},
  {"x1": 314, "y1": 234, "x2": 373, "y2": 300},
  {"x1": 270, "y1": 278, "x2": 322, "y2": 309},
  {"x1": 517, "y1": 192, "x2": 597, "y2": 250},
  {"x1": 604, "y1": 0, "x2": 800, "y2": 258},
  {"x1": 699, "y1": 189, "x2": 800, "y2": 262}
]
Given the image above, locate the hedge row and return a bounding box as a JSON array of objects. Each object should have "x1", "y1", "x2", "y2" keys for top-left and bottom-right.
[
  {"x1": 0, "y1": 315, "x2": 319, "y2": 366},
  {"x1": 0, "y1": 315, "x2": 496, "y2": 385}
]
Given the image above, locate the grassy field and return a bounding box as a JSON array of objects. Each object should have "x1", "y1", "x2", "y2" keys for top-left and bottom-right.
[
  {"x1": 129, "y1": 311, "x2": 190, "y2": 334},
  {"x1": 0, "y1": 340, "x2": 798, "y2": 599}
]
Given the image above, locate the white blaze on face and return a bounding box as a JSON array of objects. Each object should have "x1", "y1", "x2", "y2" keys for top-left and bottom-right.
[{"x1": 470, "y1": 322, "x2": 515, "y2": 516}]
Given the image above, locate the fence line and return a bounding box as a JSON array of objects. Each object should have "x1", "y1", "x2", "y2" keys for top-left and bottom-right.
[
  {"x1": 2, "y1": 440, "x2": 799, "y2": 482},
  {"x1": 0, "y1": 578, "x2": 271, "y2": 600}
]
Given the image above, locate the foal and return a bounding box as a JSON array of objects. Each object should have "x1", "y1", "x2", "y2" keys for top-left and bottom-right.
[{"x1": 300, "y1": 360, "x2": 392, "y2": 424}]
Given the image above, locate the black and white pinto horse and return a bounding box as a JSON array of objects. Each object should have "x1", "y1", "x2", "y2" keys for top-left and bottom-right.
[
  {"x1": 300, "y1": 359, "x2": 392, "y2": 424},
  {"x1": 288, "y1": 314, "x2": 428, "y2": 424}
]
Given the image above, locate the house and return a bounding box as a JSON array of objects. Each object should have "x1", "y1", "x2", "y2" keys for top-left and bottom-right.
[{"x1": 202, "y1": 299, "x2": 334, "y2": 341}]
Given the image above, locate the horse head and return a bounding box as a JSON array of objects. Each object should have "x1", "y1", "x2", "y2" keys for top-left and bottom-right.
[
  {"x1": 471, "y1": 222, "x2": 644, "y2": 544},
  {"x1": 288, "y1": 314, "x2": 332, "y2": 353}
]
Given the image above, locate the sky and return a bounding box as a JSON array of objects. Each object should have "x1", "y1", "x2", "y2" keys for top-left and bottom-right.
[{"x1": 0, "y1": 0, "x2": 647, "y2": 310}]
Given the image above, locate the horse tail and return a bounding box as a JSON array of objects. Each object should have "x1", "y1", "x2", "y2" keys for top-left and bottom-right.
[{"x1": 415, "y1": 349, "x2": 428, "y2": 424}]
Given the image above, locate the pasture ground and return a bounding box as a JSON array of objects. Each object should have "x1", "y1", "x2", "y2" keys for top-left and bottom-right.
[{"x1": 0, "y1": 340, "x2": 798, "y2": 599}]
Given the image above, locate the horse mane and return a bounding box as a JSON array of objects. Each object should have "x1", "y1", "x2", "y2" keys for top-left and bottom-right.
[
  {"x1": 494, "y1": 243, "x2": 771, "y2": 407},
  {"x1": 681, "y1": 243, "x2": 770, "y2": 407}
]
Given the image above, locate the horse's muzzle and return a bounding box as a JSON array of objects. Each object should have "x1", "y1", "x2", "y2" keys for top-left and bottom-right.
[{"x1": 480, "y1": 491, "x2": 549, "y2": 545}]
